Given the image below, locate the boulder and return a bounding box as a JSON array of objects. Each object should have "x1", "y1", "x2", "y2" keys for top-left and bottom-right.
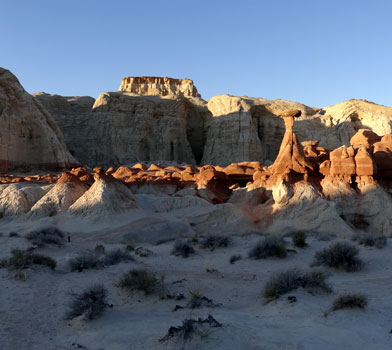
[
  {"x1": 329, "y1": 146, "x2": 356, "y2": 176},
  {"x1": 350, "y1": 129, "x2": 381, "y2": 148}
]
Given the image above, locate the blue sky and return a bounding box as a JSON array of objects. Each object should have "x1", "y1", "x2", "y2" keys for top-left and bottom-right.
[{"x1": 1, "y1": 0, "x2": 391, "y2": 107}]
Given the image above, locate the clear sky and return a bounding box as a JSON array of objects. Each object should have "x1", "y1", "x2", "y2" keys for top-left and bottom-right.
[{"x1": 1, "y1": 0, "x2": 391, "y2": 107}]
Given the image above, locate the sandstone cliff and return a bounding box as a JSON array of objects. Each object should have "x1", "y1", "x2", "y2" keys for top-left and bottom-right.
[
  {"x1": 32, "y1": 74, "x2": 392, "y2": 168},
  {"x1": 0, "y1": 68, "x2": 76, "y2": 172}
]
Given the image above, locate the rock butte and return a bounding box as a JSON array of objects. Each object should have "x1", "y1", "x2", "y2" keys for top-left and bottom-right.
[{"x1": 118, "y1": 76, "x2": 201, "y2": 98}]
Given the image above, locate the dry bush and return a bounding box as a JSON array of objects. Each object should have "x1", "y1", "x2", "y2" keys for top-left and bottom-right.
[
  {"x1": 159, "y1": 315, "x2": 222, "y2": 343},
  {"x1": 171, "y1": 240, "x2": 195, "y2": 258},
  {"x1": 117, "y1": 268, "x2": 163, "y2": 295},
  {"x1": 229, "y1": 255, "x2": 242, "y2": 264},
  {"x1": 312, "y1": 241, "x2": 364, "y2": 272},
  {"x1": 103, "y1": 249, "x2": 134, "y2": 266},
  {"x1": 65, "y1": 284, "x2": 108, "y2": 320},
  {"x1": 199, "y1": 235, "x2": 230, "y2": 250},
  {"x1": 352, "y1": 232, "x2": 387, "y2": 249},
  {"x1": 264, "y1": 268, "x2": 331, "y2": 299},
  {"x1": 292, "y1": 231, "x2": 307, "y2": 248},
  {"x1": 249, "y1": 236, "x2": 287, "y2": 259},
  {"x1": 332, "y1": 293, "x2": 368, "y2": 311},
  {"x1": 25, "y1": 227, "x2": 65, "y2": 247},
  {"x1": 69, "y1": 251, "x2": 103, "y2": 272},
  {"x1": 0, "y1": 248, "x2": 56, "y2": 271}
]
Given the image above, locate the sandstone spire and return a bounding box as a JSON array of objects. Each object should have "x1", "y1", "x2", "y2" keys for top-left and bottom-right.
[{"x1": 270, "y1": 109, "x2": 314, "y2": 178}]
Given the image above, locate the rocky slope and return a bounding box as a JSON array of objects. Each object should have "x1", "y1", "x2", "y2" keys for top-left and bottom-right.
[{"x1": 0, "y1": 68, "x2": 76, "y2": 172}]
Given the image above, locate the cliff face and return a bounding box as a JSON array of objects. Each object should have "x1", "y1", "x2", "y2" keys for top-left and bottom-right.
[
  {"x1": 0, "y1": 68, "x2": 76, "y2": 172},
  {"x1": 30, "y1": 74, "x2": 392, "y2": 169},
  {"x1": 36, "y1": 91, "x2": 208, "y2": 167},
  {"x1": 119, "y1": 76, "x2": 201, "y2": 98}
]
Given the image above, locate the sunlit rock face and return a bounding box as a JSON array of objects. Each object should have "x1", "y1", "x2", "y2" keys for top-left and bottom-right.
[
  {"x1": 0, "y1": 68, "x2": 77, "y2": 172},
  {"x1": 119, "y1": 76, "x2": 201, "y2": 98}
]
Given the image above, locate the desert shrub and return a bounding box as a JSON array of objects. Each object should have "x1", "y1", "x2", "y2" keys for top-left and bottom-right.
[
  {"x1": 292, "y1": 231, "x2": 307, "y2": 248},
  {"x1": 264, "y1": 269, "x2": 303, "y2": 298},
  {"x1": 103, "y1": 249, "x2": 133, "y2": 266},
  {"x1": 94, "y1": 244, "x2": 105, "y2": 255},
  {"x1": 199, "y1": 235, "x2": 230, "y2": 250},
  {"x1": 126, "y1": 244, "x2": 135, "y2": 251},
  {"x1": 229, "y1": 254, "x2": 242, "y2": 264},
  {"x1": 13, "y1": 269, "x2": 28, "y2": 281},
  {"x1": 117, "y1": 268, "x2": 162, "y2": 295},
  {"x1": 171, "y1": 240, "x2": 195, "y2": 258},
  {"x1": 159, "y1": 315, "x2": 222, "y2": 343},
  {"x1": 311, "y1": 241, "x2": 364, "y2": 272},
  {"x1": 0, "y1": 249, "x2": 56, "y2": 270},
  {"x1": 249, "y1": 236, "x2": 287, "y2": 259},
  {"x1": 187, "y1": 289, "x2": 219, "y2": 309},
  {"x1": 332, "y1": 293, "x2": 368, "y2": 311},
  {"x1": 65, "y1": 284, "x2": 108, "y2": 320},
  {"x1": 301, "y1": 270, "x2": 331, "y2": 292},
  {"x1": 25, "y1": 227, "x2": 65, "y2": 247},
  {"x1": 264, "y1": 268, "x2": 330, "y2": 299},
  {"x1": 134, "y1": 246, "x2": 152, "y2": 257},
  {"x1": 352, "y1": 232, "x2": 387, "y2": 249},
  {"x1": 69, "y1": 251, "x2": 103, "y2": 272},
  {"x1": 0, "y1": 257, "x2": 9, "y2": 268}
]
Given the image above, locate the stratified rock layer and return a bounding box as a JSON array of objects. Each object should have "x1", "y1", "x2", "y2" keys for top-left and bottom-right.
[
  {"x1": 34, "y1": 74, "x2": 392, "y2": 168},
  {"x1": 119, "y1": 76, "x2": 200, "y2": 98}
]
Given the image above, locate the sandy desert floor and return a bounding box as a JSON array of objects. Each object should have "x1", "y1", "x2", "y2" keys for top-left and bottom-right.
[{"x1": 1, "y1": 229, "x2": 392, "y2": 350}]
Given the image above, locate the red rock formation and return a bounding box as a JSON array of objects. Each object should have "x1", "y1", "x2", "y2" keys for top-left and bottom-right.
[{"x1": 270, "y1": 109, "x2": 314, "y2": 180}]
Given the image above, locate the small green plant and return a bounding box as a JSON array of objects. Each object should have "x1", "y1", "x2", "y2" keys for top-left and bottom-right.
[
  {"x1": 292, "y1": 231, "x2": 307, "y2": 248},
  {"x1": 249, "y1": 236, "x2": 287, "y2": 259},
  {"x1": 117, "y1": 268, "x2": 163, "y2": 295},
  {"x1": 311, "y1": 241, "x2": 364, "y2": 272}
]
